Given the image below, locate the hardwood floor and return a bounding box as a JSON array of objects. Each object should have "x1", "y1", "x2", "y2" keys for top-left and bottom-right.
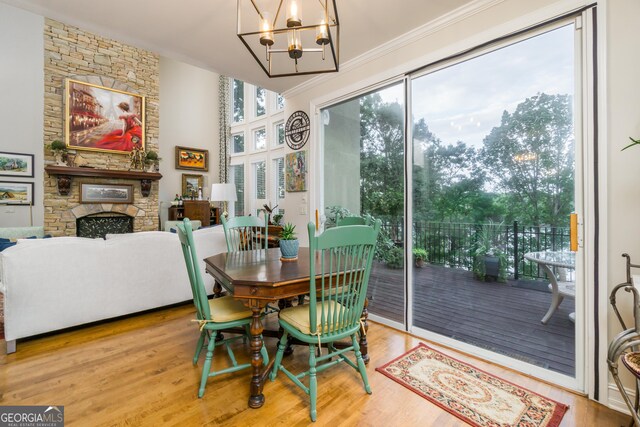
[{"x1": 0, "y1": 303, "x2": 628, "y2": 426}]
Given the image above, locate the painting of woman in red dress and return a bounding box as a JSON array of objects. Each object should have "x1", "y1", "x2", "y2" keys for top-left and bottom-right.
[
  {"x1": 94, "y1": 102, "x2": 143, "y2": 152},
  {"x1": 66, "y1": 79, "x2": 145, "y2": 154}
]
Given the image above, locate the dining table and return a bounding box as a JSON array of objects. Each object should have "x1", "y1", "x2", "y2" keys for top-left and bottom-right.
[
  {"x1": 203, "y1": 247, "x2": 371, "y2": 409},
  {"x1": 524, "y1": 250, "x2": 576, "y2": 324}
]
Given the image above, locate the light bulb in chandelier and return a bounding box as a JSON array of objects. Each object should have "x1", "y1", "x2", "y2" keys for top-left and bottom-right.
[
  {"x1": 286, "y1": 0, "x2": 302, "y2": 27},
  {"x1": 259, "y1": 12, "x2": 274, "y2": 46},
  {"x1": 287, "y1": 29, "x2": 303, "y2": 60}
]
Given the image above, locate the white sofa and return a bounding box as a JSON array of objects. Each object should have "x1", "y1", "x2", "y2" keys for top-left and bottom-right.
[{"x1": 0, "y1": 226, "x2": 227, "y2": 353}]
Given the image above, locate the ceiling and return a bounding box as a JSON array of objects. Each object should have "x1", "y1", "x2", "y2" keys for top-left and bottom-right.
[{"x1": 1, "y1": 0, "x2": 474, "y2": 93}]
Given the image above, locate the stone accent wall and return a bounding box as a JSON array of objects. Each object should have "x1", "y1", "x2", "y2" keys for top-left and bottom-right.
[{"x1": 43, "y1": 18, "x2": 160, "y2": 236}]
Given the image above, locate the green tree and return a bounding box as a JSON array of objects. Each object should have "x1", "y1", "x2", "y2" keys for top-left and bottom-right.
[
  {"x1": 359, "y1": 94, "x2": 405, "y2": 218},
  {"x1": 481, "y1": 93, "x2": 574, "y2": 226}
]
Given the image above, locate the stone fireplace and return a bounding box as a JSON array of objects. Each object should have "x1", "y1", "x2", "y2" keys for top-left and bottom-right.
[{"x1": 42, "y1": 19, "x2": 160, "y2": 237}]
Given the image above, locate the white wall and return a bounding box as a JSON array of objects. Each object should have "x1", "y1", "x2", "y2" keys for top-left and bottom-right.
[
  {"x1": 158, "y1": 57, "x2": 221, "y2": 226},
  {"x1": 0, "y1": 3, "x2": 44, "y2": 227}
]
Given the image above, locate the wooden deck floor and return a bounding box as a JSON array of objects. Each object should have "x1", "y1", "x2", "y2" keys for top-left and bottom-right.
[{"x1": 367, "y1": 262, "x2": 575, "y2": 376}]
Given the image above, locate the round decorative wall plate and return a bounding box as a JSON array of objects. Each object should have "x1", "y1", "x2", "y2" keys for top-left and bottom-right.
[{"x1": 285, "y1": 110, "x2": 310, "y2": 150}]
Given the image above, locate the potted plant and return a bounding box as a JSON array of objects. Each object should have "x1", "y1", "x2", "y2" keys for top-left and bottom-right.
[
  {"x1": 472, "y1": 221, "x2": 507, "y2": 282},
  {"x1": 385, "y1": 246, "x2": 404, "y2": 269},
  {"x1": 279, "y1": 222, "x2": 299, "y2": 261},
  {"x1": 413, "y1": 248, "x2": 428, "y2": 268},
  {"x1": 144, "y1": 150, "x2": 161, "y2": 172},
  {"x1": 271, "y1": 213, "x2": 283, "y2": 226},
  {"x1": 47, "y1": 140, "x2": 67, "y2": 166}
]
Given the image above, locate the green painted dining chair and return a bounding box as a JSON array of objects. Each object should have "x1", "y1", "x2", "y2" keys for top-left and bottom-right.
[
  {"x1": 336, "y1": 216, "x2": 366, "y2": 227},
  {"x1": 270, "y1": 220, "x2": 380, "y2": 422},
  {"x1": 176, "y1": 218, "x2": 268, "y2": 398},
  {"x1": 221, "y1": 214, "x2": 268, "y2": 252}
]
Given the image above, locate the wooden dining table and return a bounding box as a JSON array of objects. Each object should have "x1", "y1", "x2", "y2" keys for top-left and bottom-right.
[{"x1": 203, "y1": 247, "x2": 371, "y2": 409}]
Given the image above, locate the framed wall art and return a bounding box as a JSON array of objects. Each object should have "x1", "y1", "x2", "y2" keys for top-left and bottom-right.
[
  {"x1": 65, "y1": 79, "x2": 145, "y2": 154},
  {"x1": 175, "y1": 146, "x2": 209, "y2": 171},
  {"x1": 182, "y1": 174, "x2": 204, "y2": 198},
  {"x1": 286, "y1": 150, "x2": 307, "y2": 192},
  {"x1": 79, "y1": 183, "x2": 134, "y2": 204},
  {"x1": 0, "y1": 181, "x2": 34, "y2": 205},
  {"x1": 0, "y1": 151, "x2": 34, "y2": 178}
]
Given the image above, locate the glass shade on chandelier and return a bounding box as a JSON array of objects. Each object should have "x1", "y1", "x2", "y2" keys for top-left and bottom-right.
[{"x1": 236, "y1": 0, "x2": 339, "y2": 78}]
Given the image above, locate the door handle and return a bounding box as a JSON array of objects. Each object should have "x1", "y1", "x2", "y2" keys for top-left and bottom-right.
[{"x1": 570, "y1": 213, "x2": 578, "y2": 252}]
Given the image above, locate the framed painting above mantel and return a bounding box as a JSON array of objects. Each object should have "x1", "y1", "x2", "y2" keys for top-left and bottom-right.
[{"x1": 65, "y1": 79, "x2": 145, "y2": 154}]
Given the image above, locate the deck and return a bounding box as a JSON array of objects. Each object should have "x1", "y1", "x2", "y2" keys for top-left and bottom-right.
[{"x1": 367, "y1": 262, "x2": 575, "y2": 376}]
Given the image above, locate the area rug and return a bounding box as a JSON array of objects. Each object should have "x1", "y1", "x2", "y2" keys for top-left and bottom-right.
[{"x1": 376, "y1": 343, "x2": 568, "y2": 427}]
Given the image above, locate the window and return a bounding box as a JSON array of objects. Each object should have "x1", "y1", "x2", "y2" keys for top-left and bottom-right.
[
  {"x1": 254, "y1": 127, "x2": 266, "y2": 150},
  {"x1": 256, "y1": 87, "x2": 266, "y2": 117},
  {"x1": 228, "y1": 79, "x2": 285, "y2": 218},
  {"x1": 273, "y1": 157, "x2": 285, "y2": 206},
  {"x1": 274, "y1": 122, "x2": 285, "y2": 146},
  {"x1": 253, "y1": 161, "x2": 266, "y2": 200},
  {"x1": 230, "y1": 164, "x2": 245, "y2": 216},
  {"x1": 231, "y1": 132, "x2": 244, "y2": 154},
  {"x1": 232, "y1": 79, "x2": 244, "y2": 123}
]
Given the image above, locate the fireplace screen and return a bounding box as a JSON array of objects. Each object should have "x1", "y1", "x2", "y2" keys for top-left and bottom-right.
[{"x1": 77, "y1": 214, "x2": 133, "y2": 239}]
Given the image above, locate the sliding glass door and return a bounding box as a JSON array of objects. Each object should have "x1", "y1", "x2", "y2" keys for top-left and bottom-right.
[
  {"x1": 320, "y1": 18, "x2": 587, "y2": 390},
  {"x1": 409, "y1": 23, "x2": 580, "y2": 383},
  {"x1": 322, "y1": 83, "x2": 405, "y2": 325}
]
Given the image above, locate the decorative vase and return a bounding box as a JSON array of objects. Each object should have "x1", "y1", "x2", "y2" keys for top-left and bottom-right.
[
  {"x1": 279, "y1": 239, "x2": 299, "y2": 261},
  {"x1": 54, "y1": 151, "x2": 67, "y2": 167},
  {"x1": 147, "y1": 163, "x2": 156, "y2": 173}
]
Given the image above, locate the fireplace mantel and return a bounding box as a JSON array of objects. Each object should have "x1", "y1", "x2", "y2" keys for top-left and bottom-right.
[{"x1": 45, "y1": 165, "x2": 162, "y2": 197}]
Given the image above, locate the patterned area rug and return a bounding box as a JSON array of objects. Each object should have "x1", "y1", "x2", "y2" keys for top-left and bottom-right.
[{"x1": 376, "y1": 343, "x2": 568, "y2": 427}]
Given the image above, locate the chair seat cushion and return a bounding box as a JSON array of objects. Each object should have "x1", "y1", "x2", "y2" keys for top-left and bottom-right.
[
  {"x1": 208, "y1": 296, "x2": 253, "y2": 323},
  {"x1": 622, "y1": 352, "x2": 640, "y2": 378},
  {"x1": 279, "y1": 301, "x2": 344, "y2": 335}
]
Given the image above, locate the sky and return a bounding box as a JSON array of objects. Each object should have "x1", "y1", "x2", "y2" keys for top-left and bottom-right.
[{"x1": 381, "y1": 24, "x2": 575, "y2": 148}]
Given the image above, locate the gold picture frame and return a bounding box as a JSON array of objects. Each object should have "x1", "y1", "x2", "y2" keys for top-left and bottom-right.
[
  {"x1": 181, "y1": 174, "x2": 203, "y2": 199},
  {"x1": 65, "y1": 79, "x2": 145, "y2": 154},
  {"x1": 175, "y1": 146, "x2": 209, "y2": 171}
]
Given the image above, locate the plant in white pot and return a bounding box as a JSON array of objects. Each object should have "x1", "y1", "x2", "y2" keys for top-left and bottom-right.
[
  {"x1": 279, "y1": 222, "x2": 299, "y2": 262},
  {"x1": 47, "y1": 140, "x2": 68, "y2": 166}
]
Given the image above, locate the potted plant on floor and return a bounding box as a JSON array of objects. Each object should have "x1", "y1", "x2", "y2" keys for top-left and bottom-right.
[
  {"x1": 413, "y1": 248, "x2": 428, "y2": 268},
  {"x1": 279, "y1": 222, "x2": 299, "y2": 261},
  {"x1": 472, "y1": 221, "x2": 507, "y2": 282}
]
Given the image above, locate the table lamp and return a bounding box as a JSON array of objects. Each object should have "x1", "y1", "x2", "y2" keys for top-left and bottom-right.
[{"x1": 210, "y1": 183, "x2": 237, "y2": 218}]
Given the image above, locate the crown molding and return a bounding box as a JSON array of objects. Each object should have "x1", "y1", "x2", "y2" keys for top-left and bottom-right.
[{"x1": 283, "y1": 0, "x2": 505, "y2": 98}]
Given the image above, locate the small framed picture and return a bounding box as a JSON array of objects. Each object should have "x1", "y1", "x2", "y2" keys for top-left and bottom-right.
[
  {"x1": 0, "y1": 152, "x2": 34, "y2": 178},
  {"x1": 175, "y1": 146, "x2": 209, "y2": 171},
  {"x1": 182, "y1": 174, "x2": 203, "y2": 198},
  {"x1": 0, "y1": 181, "x2": 34, "y2": 205},
  {"x1": 80, "y1": 183, "x2": 134, "y2": 204}
]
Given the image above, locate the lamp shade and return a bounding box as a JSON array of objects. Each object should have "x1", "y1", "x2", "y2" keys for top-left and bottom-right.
[{"x1": 210, "y1": 183, "x2": 237, "y2": 202}]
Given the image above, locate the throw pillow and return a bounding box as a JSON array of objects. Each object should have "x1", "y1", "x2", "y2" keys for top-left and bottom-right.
[{"x1": 0, "y1": 241, "x2": 17, "y2": 252}]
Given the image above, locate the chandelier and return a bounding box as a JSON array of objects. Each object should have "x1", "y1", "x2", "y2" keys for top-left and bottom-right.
[{"x1": 237, "y1": 0, "x2": 339, "y2": 78}]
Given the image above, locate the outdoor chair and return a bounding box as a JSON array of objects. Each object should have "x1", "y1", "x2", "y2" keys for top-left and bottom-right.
[
  {"x1": 270, "y1": 220, "x2": 380, "y2": 422},
  {"x1": 176, "y1": 218, "x2": 268, "y2": 398}
]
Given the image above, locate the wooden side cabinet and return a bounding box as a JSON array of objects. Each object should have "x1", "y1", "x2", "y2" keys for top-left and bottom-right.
[{"x1": 168, "y1": 203, "x2": 220, "y2": 226}]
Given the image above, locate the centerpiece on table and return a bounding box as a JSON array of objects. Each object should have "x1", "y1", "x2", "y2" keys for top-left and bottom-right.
[{"x1": 279, "y1": 222, "x2": 299, "y2": 262}]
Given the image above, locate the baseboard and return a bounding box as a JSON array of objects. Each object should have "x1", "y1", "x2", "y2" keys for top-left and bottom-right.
[{"x1": 608, "y1": 383, "x2": 635, "y2": 416}]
